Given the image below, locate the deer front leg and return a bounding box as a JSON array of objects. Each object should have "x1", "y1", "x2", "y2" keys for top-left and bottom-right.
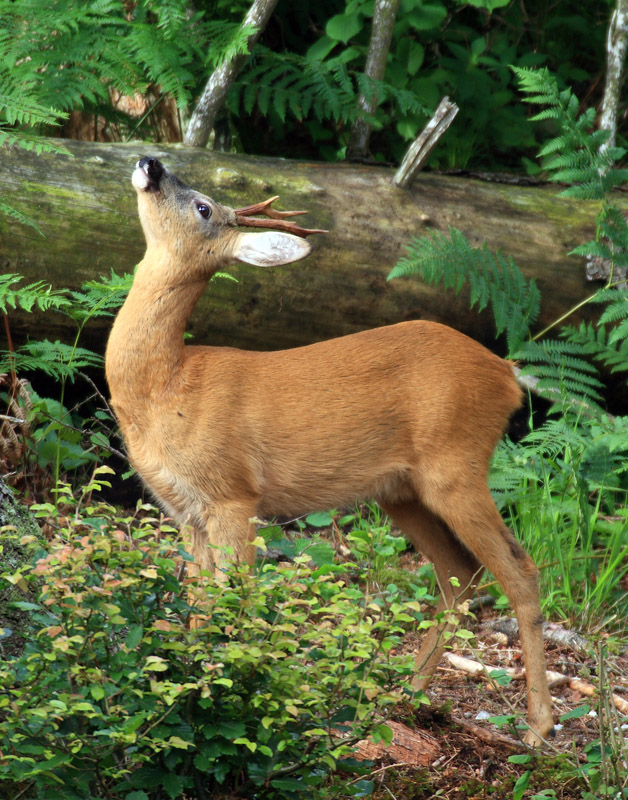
[
  {"x1": 186, "y1": 500, "x2": 258, "y2": 627},
  {"x1": 189, "y1": 500, "x2": 258, "y2": 577}
]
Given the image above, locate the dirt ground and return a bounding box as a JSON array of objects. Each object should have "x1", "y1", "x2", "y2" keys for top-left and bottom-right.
[{"x1": 363, "y1": 614, "x2": 628, "y2": 800}]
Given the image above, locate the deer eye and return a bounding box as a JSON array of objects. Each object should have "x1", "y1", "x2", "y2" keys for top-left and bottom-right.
[{"x1": 195, "y1": 202, "x2": 211, "y2": 219}]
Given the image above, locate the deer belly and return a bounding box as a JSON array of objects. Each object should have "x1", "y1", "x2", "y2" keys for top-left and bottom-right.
[{"x1": 257, "y1": 464, "x2": 415, "y2": 518}]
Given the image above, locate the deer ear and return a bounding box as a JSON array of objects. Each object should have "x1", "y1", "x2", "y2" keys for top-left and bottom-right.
[{"x1": 233, "y1": 231, "x2": 312, "y2": 267}]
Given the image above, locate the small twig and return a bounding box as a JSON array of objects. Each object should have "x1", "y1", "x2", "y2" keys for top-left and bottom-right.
[
  {"x1": 393, "y1": 97, "x2": 459, "y2": 188},
  {"x1": 451, "y1": 716, "x2": 525, "y2": 751},
  {"x1": 0, "y1": 413, "x2": 26, "y2": 424},
  {"x1": 444, "y1": 652, "x2": 628, "y2": 716},
  {"x1": 124, "y1": 93, "x2": 166, "y2": 142}
]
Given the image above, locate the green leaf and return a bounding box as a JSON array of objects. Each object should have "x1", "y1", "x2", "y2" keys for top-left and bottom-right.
[
  {"x1": 465, "y1": 0, "x2": 510, "y2": 9},
  {"x1": 559, "y1": 704, "x2": 590, "y2": 721},
  {"x1": 488, "y1": 714, "x2": 515, "y2": 727},
  {"x1": 488, "y1": 668, "x2": 513, "y2": 686},
  {"x1": 407, "y1": 41, "x2": 424, "y2": 75},
  {"x1": 144, "y1": 656, "x2": 168, "y2": 672},
  {"x1": 205, "y1": 720, "x2": 246, "y2": 740},
  {"x1": 125, "y1": 624, "x2": 143, "y2": 650},
  {"x1": 326, "y1": 12, "x2": 363, "y2": 43},
  {"x1": 371, "y1": 723, "x2": 393, "y2": 746},
  {"x1": 9, "y1": 600, "x2": 41, "y2": 611},
  {"x1": 162, "y1": 772, "x2": 184, "y2": 799},
  {"x1": 305, "y1": 511, "x2": 334, "y2": 527},
  {"x1": 509, "y1": 753, "x2": 533, "y2": 764},
  {"x1": 90, "y1": 684, "x2": 105, "y2": 701},
  {"x1": 513, "y1": 770, "x2": 531, "y2": 800},
  {"x1": 306, "y1": 35, "x2": 337, "y2": 62},
  {"x1": 234, "y1": 736, "x2": 257, "y2": 752},
  {"x1": 407, "y1": 3, "x2": 447, "y2": 31}
]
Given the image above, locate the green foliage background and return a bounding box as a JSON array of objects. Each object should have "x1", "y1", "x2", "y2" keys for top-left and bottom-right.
[{"x1": 0, "y1": 0, "x2": 620, "y2": 169}]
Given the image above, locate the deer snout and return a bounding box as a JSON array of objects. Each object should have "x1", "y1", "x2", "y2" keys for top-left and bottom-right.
[{"x1": 132, "y1": 157, "x2": 164, "y2": 192}]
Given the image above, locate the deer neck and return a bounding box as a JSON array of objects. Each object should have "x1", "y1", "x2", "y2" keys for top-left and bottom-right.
[{"x1": 106, "y1": 250, "x2": 207, "y2": 408}]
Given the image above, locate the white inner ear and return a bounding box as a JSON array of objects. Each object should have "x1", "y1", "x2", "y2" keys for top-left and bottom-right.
[{"x1": 233, "y1": 231, "x2": 312, "y2": 267}]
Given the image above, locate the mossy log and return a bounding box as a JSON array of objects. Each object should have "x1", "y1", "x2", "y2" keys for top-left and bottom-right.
[{"x1": 0, "y1": 139, "x2": 618, "y2": 354}]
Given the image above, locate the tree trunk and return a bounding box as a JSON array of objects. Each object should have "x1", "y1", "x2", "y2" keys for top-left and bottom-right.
[
  {"x1": 183, "y1": 0, "x2": 280, "y2": 148},
  {"x1": 347, "y1": 0, "x2": 401, "y2": 159},
  {"x1": 0, "y1": 140, "x2": 619, "y2": 355},
  {"x1": 600, "y1": 0, "x2": 628, "y2": 150}
]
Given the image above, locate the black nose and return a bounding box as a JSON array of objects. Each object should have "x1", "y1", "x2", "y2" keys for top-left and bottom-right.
[{"x1": 138, "y1": 156, "x2": 164, "y2": 187}]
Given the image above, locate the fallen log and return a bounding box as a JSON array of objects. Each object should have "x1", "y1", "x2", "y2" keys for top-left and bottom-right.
[{"x1": 1, "y1": 139, "x2": 620, "y2": 355}]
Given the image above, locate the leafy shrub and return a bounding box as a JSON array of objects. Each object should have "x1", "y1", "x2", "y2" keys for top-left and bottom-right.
[{"x1": 0, "y1": 471, "x2": 416, "y2": 799}]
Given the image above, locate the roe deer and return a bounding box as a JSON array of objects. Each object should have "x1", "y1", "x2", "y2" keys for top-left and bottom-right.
[{"x1": 105, "y1": 156, "x2": 554, "y2": 746}]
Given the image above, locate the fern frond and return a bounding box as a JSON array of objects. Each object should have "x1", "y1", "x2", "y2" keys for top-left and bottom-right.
[
  {"x1": 594, "y1": 288, "x2": 628, "y2": 325},
  {"x1": 0, "y1": 201, "x2": 44, "y2": 234},
  {"x1": 513, "y1": 66, "x2": 626, "y2": 199},
  {"x1": 0, "y1": 274, "x2": 70, "y2": 314},
  {"x1": 389, "y1": 227, "x2": 539, "y2": 354},
  {"x1": 518, "y1": 417, "x2": 588, "y2": 459},
  {"x1": 204, "y1": 21, "x2": 255, "y2": 70},
  {"x1": 65, "y1": 272, "x2": 134, "y2": 322},
  {"x1": 229, "y1": 47, "x2": 426, "y2": 128},
  {"x1": 0, "y1": 341, "x2": 102, "y2": 381},
  {"x1": 515, "y1": 338, "x2": 604, "y2": 405},
  {"x1": 562, "y1": 322, "x2": 628, "y2": 377}
]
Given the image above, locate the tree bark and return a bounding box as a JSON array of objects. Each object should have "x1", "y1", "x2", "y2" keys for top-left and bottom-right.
[
  {"x1": 347, "y1": 0, "x2": 401, "y2": 159},
  {"x1": 600, "y1": 0, "x2": 628, "y2": 150},
  {"x1": 0, "y1": 139, "x2": 622, "y2": 356},
  {"x1": 183, "y1": 0, "x2": 279, "y2": 148},
  {"x1": 393, "y1": 97, "x2": 458, "y2": 188}
]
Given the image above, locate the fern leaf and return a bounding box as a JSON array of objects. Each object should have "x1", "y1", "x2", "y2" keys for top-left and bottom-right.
[
  {"x1": 389, "y1": 227, "x2": 539, "y2": 354},
  {"x1": 0, "y1": 274, "x2": 70, "y2": 314},
  {"x1": 515, "y1": 338, "x2": 604, "y2": 405},
  {"x1": 0, "y1": 340, "x2": 102, "y2": 381}
]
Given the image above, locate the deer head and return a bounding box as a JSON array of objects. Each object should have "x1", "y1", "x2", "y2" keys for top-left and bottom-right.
[{"x1": 132, "y1": 156, "x2": 324, "y2": 279}]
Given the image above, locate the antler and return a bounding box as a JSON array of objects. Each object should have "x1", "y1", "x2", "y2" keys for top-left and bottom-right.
[{"x1": 234, "y1": 196, "x2": 327, "y2": 238}]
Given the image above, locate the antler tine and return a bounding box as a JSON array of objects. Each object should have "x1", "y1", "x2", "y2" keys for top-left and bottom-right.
[
  {"x1": 235, "y1": 196, "x2": 307, "y2": 218},
  {"x1": 234, "y1": 196, "x2": 328, "y2": 238}
]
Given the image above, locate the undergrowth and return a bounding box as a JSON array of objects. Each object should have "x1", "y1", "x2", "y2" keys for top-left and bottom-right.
[{"x1": 0, "y1": 470, "x2": 417, "y2": 800}]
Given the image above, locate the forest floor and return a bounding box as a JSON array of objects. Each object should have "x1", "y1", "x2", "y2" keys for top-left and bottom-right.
[{"x1": 364, "y1": 611, "x2": 628, "y2": 800}]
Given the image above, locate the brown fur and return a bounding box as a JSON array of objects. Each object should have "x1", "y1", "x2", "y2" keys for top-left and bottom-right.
[{"x1": 106, "y1": 159, "x2": 554, "y2": 746}]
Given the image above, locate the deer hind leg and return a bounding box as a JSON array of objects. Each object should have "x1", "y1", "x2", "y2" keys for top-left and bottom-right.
[
  {"x1": 380, "y1": 498, "x2": 482, "y2": 691},
  {"x1": 418, "y1": 475, "x2": 554, "y2": 747}
]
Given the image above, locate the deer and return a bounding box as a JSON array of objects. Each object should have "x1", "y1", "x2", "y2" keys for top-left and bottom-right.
[{"x1": 105, "y1": 156, "x2": 554, "y2": 747}]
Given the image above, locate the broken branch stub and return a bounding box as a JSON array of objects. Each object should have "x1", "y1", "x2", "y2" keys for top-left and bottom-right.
[{"x1": 393, "y1": 97, "x2": 459, "y2": 189}]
